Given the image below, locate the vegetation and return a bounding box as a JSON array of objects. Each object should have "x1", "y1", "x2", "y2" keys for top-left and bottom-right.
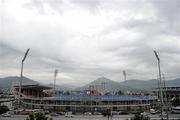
[
  {"x1": 130, "y1": 111, "x2": 150, "y2": 120},
  {"x1": 0, "y1": 105, "x2": 9, "y2": 114},
  {"x1": 115, "y1": 90, "x2": 124, "y2": 95},
  {"x1": 26, "y1": 112, "x2": 53, "y2": 120},
  {"x1": 63, "y1": 91, "x2": 70, "y2": 95},
  {"x1": 172, "y1": 98, "x2": 180, "y2": 106}
]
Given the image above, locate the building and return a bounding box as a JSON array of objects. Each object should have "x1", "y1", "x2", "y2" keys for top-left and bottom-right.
[
  {"x1": 153, "y1": 86, "x2": 180, "y2": 107},
  {"x1": 13, "y1": 84, "x2": 157, "y2": 112},
  {"x1": 163, "y1": 86, "x2": 180, "y2": 101},
  {"x1": 0, "y1": 88, "x2": 3, "y2": 94}
]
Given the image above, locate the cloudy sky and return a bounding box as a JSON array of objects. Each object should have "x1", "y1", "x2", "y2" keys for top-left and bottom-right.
[{"x1": 0, "y1": 0, "x2": 180, "y2": 86}]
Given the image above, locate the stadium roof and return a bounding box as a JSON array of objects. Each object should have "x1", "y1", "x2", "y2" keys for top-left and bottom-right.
[
  {"x1": 43, "y1": 95, "x2": 157, "y2": 101},
  {"x1": 14, "y1": 84, "x2": 51, "y2": 90}
]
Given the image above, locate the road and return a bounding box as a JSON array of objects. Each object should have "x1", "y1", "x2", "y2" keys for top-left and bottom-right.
[{"x1": 0, "y1": 114, "x2": 180, "y2": 120}]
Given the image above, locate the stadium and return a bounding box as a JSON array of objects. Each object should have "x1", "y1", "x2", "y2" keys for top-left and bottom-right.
[{"x1": 13, "y1": 84, "x2": 157, "y2": 113}]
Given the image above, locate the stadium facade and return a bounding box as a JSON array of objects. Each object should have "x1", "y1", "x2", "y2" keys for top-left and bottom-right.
[{"x1": 13, "y1": 84, "x2": 157, "y2": 112}]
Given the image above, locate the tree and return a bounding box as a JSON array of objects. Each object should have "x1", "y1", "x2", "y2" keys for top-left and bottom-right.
[
  {"x1": 131, "y1": 112, "x2": 150, "y2": 120},
  {"x1": 64, "y1": 91, "x2": 70, "y2": 95},
  {"x1": 171, "y1": 98, "x2": 180, "y2": 106},
  {"x1": 0, "y1": 105, "x2": 9, "y2": 114},
  {"x1": 104, "y1": 92, "x2": 112, "y2": 95},
  {"x1": 115, "y1": 90, "x2": 124, "y2": 95},
  {"x1": 26, "y1": 112, "x2": 53, "y2": 120}
]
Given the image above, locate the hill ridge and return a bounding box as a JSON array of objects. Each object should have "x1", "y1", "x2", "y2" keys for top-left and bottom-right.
[{"x1": 0, "y1": 76, "x2": 180, "y2": 91}]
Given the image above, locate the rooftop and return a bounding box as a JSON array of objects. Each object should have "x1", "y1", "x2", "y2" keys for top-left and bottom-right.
[
  {"x1": 14, "y1": 84, "x2": 51, "y2": 90},
  {"x1": 43, "y1": 95, "x2": 157, "y2": 101}
]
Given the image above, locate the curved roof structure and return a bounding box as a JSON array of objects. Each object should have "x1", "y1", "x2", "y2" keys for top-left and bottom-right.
[
  {"x1": 14, "y1": 84, "x2": 51, "y2": 90},
  {"x1": 44, "y1": 95, "x2": 157, "y2": 101}
]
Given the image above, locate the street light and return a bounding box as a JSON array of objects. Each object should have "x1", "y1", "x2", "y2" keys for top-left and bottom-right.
[
  {"x1": 154, "y1": 50, "x2": 164, "y2": 104},
  {"x1": 19, "y1": 48, "x2": 30, "y2": 107},
  {"x1": 54, "y1": 69, "x2": 58, "y2": 96},
  {"x1": 154, "y1": 50, "x2": 165, "y2": 119},
  {"x1": 123, "y1": 70, "x2": 126, "y2": 94}
]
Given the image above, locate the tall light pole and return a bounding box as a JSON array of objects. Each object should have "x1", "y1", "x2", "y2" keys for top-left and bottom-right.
[
  {"x1": 162, "y1": 74, "x2": 169, "y2": 120},
  {"x1": 123, "y1": 70, "x2": 126, "y2": 94},
  {"x1": 154, "y1": 50, "x2": 164, "y2": 119},
  {"x1": 54, "y1": 69, "x2": 58, "y2": 96},
  {"x1": 123, "y1": 71, "x2": 126, "y2": 82},
  {"x1": 19, "y1": 48, "x2": 30, "y2": 107}
]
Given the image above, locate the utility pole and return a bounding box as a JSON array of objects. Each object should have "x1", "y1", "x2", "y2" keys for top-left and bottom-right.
[
  {"x1": 19, "y1": 48, "x2": 30, "y2": 108},
  {"x1": 154, "y1": 50, "x2": 164, "y2": 119}
]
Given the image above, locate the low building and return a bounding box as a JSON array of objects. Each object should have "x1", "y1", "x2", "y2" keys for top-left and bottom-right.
[
  {"x1": 13, "y1": 84, "x2": 51, "y2": 97},
  {"x1": 0, "y1": 89, "x2": 3, "y2": 94},
  {"x1": 163, "y1": 86, "x2": 180, "y2": 100},
  {"x1": 153, "y1": 86, "x2": 180, "y2": 105}
]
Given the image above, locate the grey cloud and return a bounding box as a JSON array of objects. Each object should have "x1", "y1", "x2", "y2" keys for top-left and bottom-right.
[
  {"x1": 123, "y1": 17, "x2": 180, "y2": 37},
  {"x1": 22, "y1": 0, "x2": 101, "y2": 15},
  {"x1": 70, "y1": 0, "x2": 101, "y2": 12},
  {"x1": 22, "y1": 0, "x2": 64, "y2": 14},
  {"x1": 151, "y1": 0, "x2": 180, "y2": 21},
  {"x1": 0, "y1": 0, "x2": 180, "y2": 85}
]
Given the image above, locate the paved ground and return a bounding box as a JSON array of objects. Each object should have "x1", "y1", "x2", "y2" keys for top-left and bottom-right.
[
  {"x1": 0, "y1": 115, "x2": 129, "y2": 120},
  {"x1": 0, "y1": 114, "x2": 180, "y2": 120}
]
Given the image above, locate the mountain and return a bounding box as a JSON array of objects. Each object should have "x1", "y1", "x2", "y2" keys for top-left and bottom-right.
[
  {"x1": 1, "y1": 76, "x2": 180, "y2": 92},
  {"x1": 0, "y1": 76, "x2": 72, "y2": 91},
  {"x1": 121, "y1": 78, "x2": 180, "y2": 91},
  {"x1": 76, "y1": 77, "x2": 180, "y2": 93},
  {"x1": 48, "y1": 83, "x2": 73, "y2": 91},
  {"x1": 0, "y1": 76, "x2": 38, "y2": 90},
  {"x1": 120, "y1": 79, "x2": 157, "y2": 90},
  {"x1": 165, "y1": 78, "x2": 180, "y2": 86},
  {"x1": 75, "y1": 77, "x2": 137, "y2": 94}
]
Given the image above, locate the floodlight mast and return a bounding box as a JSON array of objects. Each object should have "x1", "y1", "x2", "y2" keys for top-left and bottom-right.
[
  {"x1": 154, "y1": 50, "x2": 164, "y2": 119},
  {"x1": 19, "y1": 48, "x2": 30, "y2": 108},
  {"x1": 162, "y1": 74, "x2": 169, "y2": 120},
  {"x1": 123, "y1": 71, "x2": 126, "y2": 82},
  {"x1": 154, "y1": 50, "x2": 164, "y2": 104},
  {"x1": 123, "y1": 70, "x2": 126, "y2": 94},
  {"x1": 54, "y1": 69, "x2": 58, "y2": 96},
  {"x1": 22, "y1": 48, "x2": 30, "y2": 62}
]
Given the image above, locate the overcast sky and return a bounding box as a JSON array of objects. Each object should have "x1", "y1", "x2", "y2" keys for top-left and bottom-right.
[{"x1": 0, "y1": 0, "x2": 180, "y2": 86}]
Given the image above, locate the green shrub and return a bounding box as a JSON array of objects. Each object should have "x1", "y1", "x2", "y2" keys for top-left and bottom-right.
[
  {"x1": 130, "y1": 111, "x2": 150, "y2": 120},
  {"x1": 0, "y1": 105, "x2": 9, "y2": 114},
  {"x1": 26, "y1": 112, "x2": 53, "y2": 120},
  {"x1": 172, "y1": 98, "x2": 180, "y2": 106}
]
